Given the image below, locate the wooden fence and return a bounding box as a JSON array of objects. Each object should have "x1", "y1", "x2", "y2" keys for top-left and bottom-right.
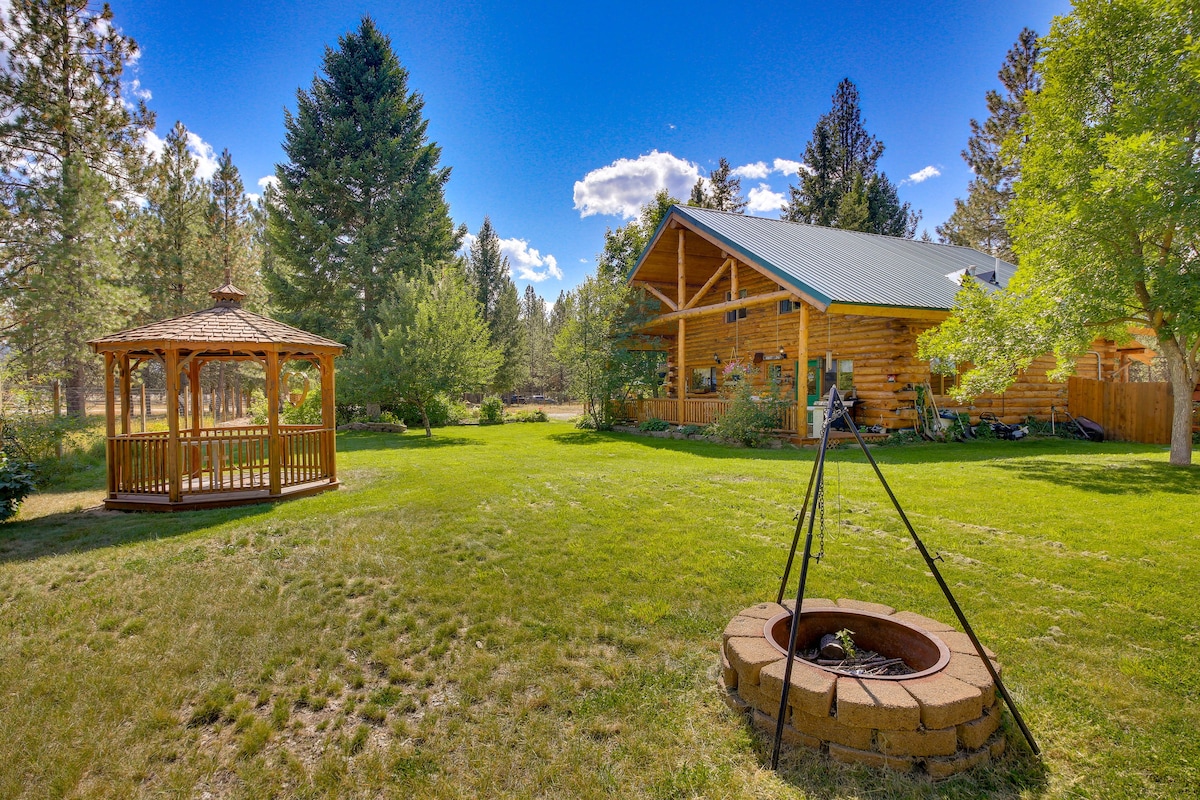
[{"x1": 1067, "y1": 377, "x2": 1172, "y2": 444}]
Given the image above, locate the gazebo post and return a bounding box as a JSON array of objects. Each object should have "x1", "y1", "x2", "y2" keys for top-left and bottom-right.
[
  {"x1": 320, "y1": 354, "x2": 336, "y2": 482},
  {"x1": 165, "y1": 348, "x2": 182, "y2": 503},
  {"x1": 266, "y1": 350, "x2": 282, "y2": 496},
  {"x1": 104, "y1": 352, "x2": 116, "y2": 497},
  {"x1": 189, "y1": 359, "x2": 202, "y2": 477},
  {"x1": 119, "y1": 354, "x2": 132, "y2": 435}
]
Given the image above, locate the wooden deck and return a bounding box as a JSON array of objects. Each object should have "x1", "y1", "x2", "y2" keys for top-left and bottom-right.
[
  {"x1": 106, "y1": 478, "x2": 338, "y2": 512},
  {"x1": 106, "y1": 424, "x2": 337, "y2": 510}
]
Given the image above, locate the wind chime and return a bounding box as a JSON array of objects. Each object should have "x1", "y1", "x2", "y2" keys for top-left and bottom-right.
[{"x1": 768, "y1": 385, "x2": 1040, "y2": 769}]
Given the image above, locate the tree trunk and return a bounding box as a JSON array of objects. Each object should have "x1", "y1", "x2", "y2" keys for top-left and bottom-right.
[
  {"x1": 65, "y1": 363, "x2": 88, "y2": 418},
  {"x1": 1161, "y1": 340, "x2": 1195, "y2": 467},
  {"x1": 419, "y1": 403, "x2": 432, "y2": 437}
]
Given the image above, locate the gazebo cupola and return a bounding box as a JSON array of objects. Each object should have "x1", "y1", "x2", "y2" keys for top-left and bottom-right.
[{"x1": 89, "y1": 281, "x2": 345, "y2": 511}]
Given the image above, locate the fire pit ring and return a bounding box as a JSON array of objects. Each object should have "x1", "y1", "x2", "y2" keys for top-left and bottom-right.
[
  {"x1": 763, "y1": 607, "x2": 951, "y2": 680},
  {"x1": 720, "y1": 598, "x2": 1006, "y2": 778}
]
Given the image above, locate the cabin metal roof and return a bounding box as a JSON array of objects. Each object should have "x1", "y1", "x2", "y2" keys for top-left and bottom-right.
[{"x1": 631, "y1": 205, "x2": 1016, "y2": 312}]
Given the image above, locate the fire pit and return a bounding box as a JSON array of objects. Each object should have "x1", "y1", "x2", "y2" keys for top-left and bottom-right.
[{"x1": 720, "y1": 598, "x2": 1006, "y2": 777}]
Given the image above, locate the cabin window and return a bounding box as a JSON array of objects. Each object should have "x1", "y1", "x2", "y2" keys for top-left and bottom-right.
[
  {"x1": 837, "y1": 359, "x2": 854, "y2": 392},
  {"x1": 768, "y1": 364, "x2": 783, "y2": 384},
  {"x1": 691, "y1": 367, "x2": 717, "y2": 392},
  {"x1": 725, "y1": 290, "x2": 748, "y2": 323},
  {"x1": 928, "y1": 358, "x2": 959, "y2": 394},
  {"x1": 823, "y1": 358, "x2": 854, "y2": 394},
  {"x1": 778, "y1": 298, "x2": 795, "y2": 314}
]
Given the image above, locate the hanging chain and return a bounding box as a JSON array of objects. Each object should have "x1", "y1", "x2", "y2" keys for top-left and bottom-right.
[{"x1": 812, "y1": 477, "x2": 826, "y2": 563}]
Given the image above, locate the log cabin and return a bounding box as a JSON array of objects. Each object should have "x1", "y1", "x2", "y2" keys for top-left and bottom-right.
[{"x1": 624, "y1": 205, "x2": 1117, "y2": 438}]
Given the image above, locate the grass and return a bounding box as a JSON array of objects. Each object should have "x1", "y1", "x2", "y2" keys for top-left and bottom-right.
[{"x1": 1, "y1": 423, "x2": 1197, "y2": 799}]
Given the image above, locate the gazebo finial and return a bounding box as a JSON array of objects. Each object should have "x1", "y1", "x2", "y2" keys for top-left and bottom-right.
[{"x1": 210, "y1": 278, "x2": 247, "y2": 308}]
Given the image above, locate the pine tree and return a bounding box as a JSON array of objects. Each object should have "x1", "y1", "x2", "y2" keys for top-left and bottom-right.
[
  {"x1": 0, "y1": 0, "x2": 152, "y2": 415},
  {"x1": 136, "y1": 121, "x2": 215, "y2": 320},
  {"x1": 265, "y1": 16, "x2": 462, "y2": 345},
  {"x1": 687, "y1": 158, "x2": 747, "y2": 213},
  {"x1": 206, "y1": 149, "x2": 262, "y2": 420},
  {"x1": 937, "y1": 28, "x2": 1040, "y2": 260},
  {"x1": 207, "y1": 149, "x2": 260, "y2": 299},
  {"x1": 464, "y1": 217, "x2": 524, "y2": 392},
  {"x1": 519, "y1": 285, "x2": 551, "y2": 394},
  {"x1": 783, "y1": 79, "x2": 918, "y2": 237}
]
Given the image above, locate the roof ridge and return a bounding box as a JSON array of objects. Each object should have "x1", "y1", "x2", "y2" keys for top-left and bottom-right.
[{"x1": 673, "y1": 205, "x2": 1012, "y2": 261}]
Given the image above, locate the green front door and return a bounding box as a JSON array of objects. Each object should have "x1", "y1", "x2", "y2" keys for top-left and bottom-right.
[{"x1": 805, "y1": 359, "x2": 822, "y2": 432}]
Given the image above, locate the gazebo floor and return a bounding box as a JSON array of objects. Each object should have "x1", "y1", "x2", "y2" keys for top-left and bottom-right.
[{"x1": 105, "y1": 478, "x2": 338, "y2": 512}]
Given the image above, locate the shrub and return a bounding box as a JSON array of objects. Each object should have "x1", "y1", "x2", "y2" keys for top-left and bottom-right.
[
  {"x1": 479, "y1": 396, "x2": 504, "y2": 425},
  {"x1": 573, "y1": 415, "x2": 596, "y2": 430},
  {"x1": 706, "y1": 361, "x2": 787, "y2": 447},
  {"x1": 282, "y1": 388, "x2": 322, "y2": 425},
  {"x1": 880, "y1": 429, "x2": 922, "y2": 446},
  {"x1": 679, "y1": 424, "x2": 703, "y2": 436},
  {"x1": 391, "y1": 395, "x2": 453, "y2": 428},
  {"x1": 378, "y1": 410, "x2": 401, "y2": 426},
  {"x1": 638, "y1": 417, "x2": 671, "y2": 432},
  {"x1": 0, "y1": 453, "x2": 35, "y2": 521},
  {"x1": 506, "y1": 409, "x2": 548, "y2": 423}
]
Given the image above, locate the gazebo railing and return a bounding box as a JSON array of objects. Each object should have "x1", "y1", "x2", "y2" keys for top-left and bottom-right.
[{"x1": 110, "y1": 425, "x2": 332, "y2": 497}]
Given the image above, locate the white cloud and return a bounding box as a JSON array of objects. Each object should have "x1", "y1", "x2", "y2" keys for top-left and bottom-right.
[
  {"x1": 185, "y1": 131, "x2": 219, "y2": 180},
  {"x1": 460, "y1": 232, "x2": 563, "y2": 283},
  {"x1": 573, "y1": 150, "x2": 701, "y2": 218},
  {"x1": 773, "y1": 158, "x2": 808, "y2": 176},
  {"x1": 258, "y1": 175, "x2": 279, "y2": 192},
  {"x1": 746, "y1": 184, "x2": 786, "y2": 215},
  {"x1": 731, "y1": 161, "x2": 770, "y2": 179},
  {"x1": 906, "y1": 165, "x2": 941, "y2": 184},
  {"x1": 137, "y1": 128, "x2": 221, "y2": 181}
]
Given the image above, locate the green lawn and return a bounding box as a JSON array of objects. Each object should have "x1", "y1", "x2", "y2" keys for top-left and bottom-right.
[{"x1": 1, "y1": 423, "x2": 1197, "y2": 799}]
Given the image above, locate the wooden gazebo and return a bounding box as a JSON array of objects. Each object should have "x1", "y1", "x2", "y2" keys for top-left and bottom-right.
[{"x1": 89, "y1": 282, "x2": 344, "y2": 511}]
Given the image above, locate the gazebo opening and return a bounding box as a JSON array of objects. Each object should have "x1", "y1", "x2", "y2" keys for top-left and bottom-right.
[{"x1": 89, "y1": 281, "x2": 345, "y2": 511}]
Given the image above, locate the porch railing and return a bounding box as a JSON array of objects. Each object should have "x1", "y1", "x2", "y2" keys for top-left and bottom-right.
[
  {"x1": 110, "y1": 424, "x2": 332, "y2": 497},
  {"x1": 618, "y1": 398, "x2": 801, "y2": 434}
]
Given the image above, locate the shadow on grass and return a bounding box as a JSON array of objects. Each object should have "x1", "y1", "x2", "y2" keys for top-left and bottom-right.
[
  {"x1": 997, "y1": 458, "x2": 1199, "y2": 495},
  {"x1": 335, "y1": 431, "x2": 483, "y2": 452},
  {"x1": 0, "y1": 503, "x2": 272, "y2": 564},
  {"x1": 755, "y1": 722, "x2": 1049, "y2": 799}
]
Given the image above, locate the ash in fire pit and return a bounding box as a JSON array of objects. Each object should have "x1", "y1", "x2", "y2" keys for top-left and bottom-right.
[{"x1": 802, "y1": 630, "x2": 916, "y2": 677}]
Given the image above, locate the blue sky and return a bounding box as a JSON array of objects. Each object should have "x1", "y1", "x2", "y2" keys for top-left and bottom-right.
[{"x1": 113, "y1": 0, "x2": 1071, "y2": 300}]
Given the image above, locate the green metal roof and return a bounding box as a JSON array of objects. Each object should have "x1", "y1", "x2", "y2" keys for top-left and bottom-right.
[{"x1": 632, "y1": 205, "x2": 1015, "y2": 311}]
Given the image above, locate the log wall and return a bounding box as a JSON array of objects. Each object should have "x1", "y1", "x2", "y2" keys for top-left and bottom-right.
[{"x1": 651, "y1": 264, "x2": 1122, "y2": 430}]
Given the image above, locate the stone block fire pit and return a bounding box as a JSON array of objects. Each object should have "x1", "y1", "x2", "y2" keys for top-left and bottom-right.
[{"x1": 720, "y1": 598, "x2": 1006, "y2": 778}]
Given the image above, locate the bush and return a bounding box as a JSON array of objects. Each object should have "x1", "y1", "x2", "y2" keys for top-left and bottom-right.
[
  {"x1": 573, "y1": 415, "x2": 596, "y2": 430},
  {"x1": 679, "y1": 424, "x2": 703, "y2": 436},
  {"x1": 705, "y1": 362, "x2": 787, "y2": 447},
  {"x1": 282, "y1": 388, "x2": 322, "y2": 425},
  {"x1": 479, "y1": 396, "x2": 504, "y2": 425},
  {"x1": 880, "y1": 429, "x2": 922, "y2": 446},
  {"x1": 506, "y1": 409, "x2": 548, "y2": 423},
  {"x1": 0, "y1": 453, "x2": 35, "y2": 521},
  {"x1": 638, "y1": 417, "x2": 671, "y2": 432},
  {"x1": 392, "y1": 395, "x2": 453, "y2": 429}
]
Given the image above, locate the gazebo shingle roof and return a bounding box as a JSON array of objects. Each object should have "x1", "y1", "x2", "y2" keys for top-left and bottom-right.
[{"x1": 89, "y1": 283, "x2": 343, "y2": 353}]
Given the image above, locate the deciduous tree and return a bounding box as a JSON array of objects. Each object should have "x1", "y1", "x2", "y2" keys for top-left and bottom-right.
[{"x1": 920, "y1": 0, "x2": 1200, "y2": 466}]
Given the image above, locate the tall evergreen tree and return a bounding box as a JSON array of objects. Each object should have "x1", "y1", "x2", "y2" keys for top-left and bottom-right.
[
  {"x1": 136, "y1": 121, "x2": 214, "y2": 320},
  {"x1": 783, "y1": 79, "x2": 919, "y2": 237},
  {"x1": 265, "y1": 16, "x2": 462, "y2": 344},
  {"x1": 0, "y1": 0, "x2": 152, "y2": 415},
  {"x1": 937, "y1": 28, "x2": 1040, "y2": 260},
  {"x1": 687, "y1": 158, "x2": 747, "y2": 213},
  {"x1": 519, "y1": 284, "x2": 552, "y2": 393},
  {"x1": 465, "y1": 217, "x2": 524, "y2": 392},
  {"x1": 207, "y1": 149, "x2": 259, "y2": 296}
]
